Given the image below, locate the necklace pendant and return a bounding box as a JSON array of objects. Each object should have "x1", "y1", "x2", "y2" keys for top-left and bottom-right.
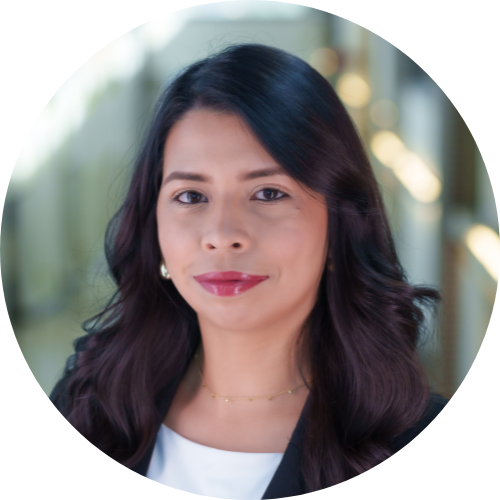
[
  {"x1": 288, "y1": 390, "x2": 292, "y2": 394},
  {"x1": 225, "y1": 398, "x2": 230, "y2": 402}
]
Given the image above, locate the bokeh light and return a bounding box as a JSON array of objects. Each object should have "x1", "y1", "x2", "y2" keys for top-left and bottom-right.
[
  {"x1": 466, "y1": 224, "x2": 500, "y2": 281},
  {"x1": 392, "y1": 150, "x2": 442, "y2": 203},
  {"x1": 308, "y1": 47, "x2": 339, "y2": 77},
  {"x1": 370, "y1": 130, "x2": 406, "y2": 166},
  {"x1": 336, "y1": 72, "x2": 371, "y2": 108},
  {"x1": 371, "y1": 130, "x2": 441, "y2": 203}
]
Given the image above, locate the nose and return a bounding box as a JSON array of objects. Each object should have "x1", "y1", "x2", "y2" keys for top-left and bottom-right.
[{"x1": 201, "y1": 200, "x2": 251, "y2": 253}]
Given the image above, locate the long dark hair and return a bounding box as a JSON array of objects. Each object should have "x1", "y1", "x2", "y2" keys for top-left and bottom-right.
[{"x1": 52, "y1": 43, "x2": 440, "y2": 491}]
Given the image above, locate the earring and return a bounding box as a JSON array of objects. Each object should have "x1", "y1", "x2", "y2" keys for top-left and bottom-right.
[
  {"x1": 159, "y1": 260, "x2": 171, "y2": 280},
  {"x1": 327, "y1": 256, "x2": 334, "y2": 272}
]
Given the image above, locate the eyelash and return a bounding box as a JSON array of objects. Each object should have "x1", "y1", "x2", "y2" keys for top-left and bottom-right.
[{"x1": 172, "y1": 188, "x2": 289, "y2": 205}]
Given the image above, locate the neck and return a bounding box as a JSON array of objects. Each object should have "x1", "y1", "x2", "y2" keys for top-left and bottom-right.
[{"x1": 196, "y1": 317, "x2": 310, "y2": 400}]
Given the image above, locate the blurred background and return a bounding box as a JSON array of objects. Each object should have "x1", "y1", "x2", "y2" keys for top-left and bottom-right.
[{"x1": 1, "y1": 1, "x2": 498, "y2": 398}]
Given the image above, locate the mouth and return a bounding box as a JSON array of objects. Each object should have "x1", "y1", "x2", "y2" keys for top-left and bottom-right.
[{"x1": 193, "y1": 271, "x2": 269, "y2": 297}]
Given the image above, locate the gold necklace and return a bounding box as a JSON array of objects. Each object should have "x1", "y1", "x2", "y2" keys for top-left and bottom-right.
[{"x1": 195, "y1": 353, "x2": 311, "y2": 402}]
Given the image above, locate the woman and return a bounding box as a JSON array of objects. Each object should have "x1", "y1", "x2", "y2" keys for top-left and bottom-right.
[{"x1": 50, "y1": 43, "x2": 447, "y2": 499}]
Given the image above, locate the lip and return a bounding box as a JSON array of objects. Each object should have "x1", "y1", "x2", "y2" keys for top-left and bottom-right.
[{"x1": 193, "y1": 271, "x2": 269, "y2": 297}]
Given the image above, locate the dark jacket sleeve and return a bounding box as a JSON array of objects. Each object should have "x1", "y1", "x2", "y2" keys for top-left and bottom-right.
[
  {"x1": 390, "y1": 392, "x2": 449, "y2": 452},
  {"x1": 49, "y1": 371, "x2": 71, "y2": 416},
  {"x1": 49, "y1": 351, "x2": 80, "y2": 417},
  {"x1": 49, "y1": 330, "x2": 94, "y2": 416}
]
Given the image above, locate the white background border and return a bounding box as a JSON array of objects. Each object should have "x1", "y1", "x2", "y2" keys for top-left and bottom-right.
[{"x1": 1, "y1": 1, "x2": 498, "y2": 498}]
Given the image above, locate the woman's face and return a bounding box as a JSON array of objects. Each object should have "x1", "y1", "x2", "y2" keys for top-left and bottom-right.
[{"x1": 157, "y1": 108, "x2": 329, "y2": 332}]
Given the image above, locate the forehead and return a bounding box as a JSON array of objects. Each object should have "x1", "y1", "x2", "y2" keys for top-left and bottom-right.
[{"x1": 162, "y1": 108, "x2": 283, "y2": 175}]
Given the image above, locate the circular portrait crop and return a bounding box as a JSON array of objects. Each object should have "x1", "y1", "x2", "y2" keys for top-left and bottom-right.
[{"x1": 1, "y1": 2, "x2": 498, "y2": 499}]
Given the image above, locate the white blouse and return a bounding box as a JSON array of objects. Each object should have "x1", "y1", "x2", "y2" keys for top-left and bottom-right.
[{"x1": 146, "y1": 424, "x2": 284, "y2": 499}]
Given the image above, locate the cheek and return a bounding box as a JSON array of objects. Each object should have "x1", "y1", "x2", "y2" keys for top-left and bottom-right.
[
  {"x1": 157, "y1": 212, "x2": 197, "y2": 266},
  {"x1": 267, "y1": 212, "x2": 328, "y2": 270}
]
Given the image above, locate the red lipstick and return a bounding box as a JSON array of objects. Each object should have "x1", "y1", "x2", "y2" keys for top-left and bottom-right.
[{"x1": 193, "y1": 271, "x2": 268, "y2": 297}]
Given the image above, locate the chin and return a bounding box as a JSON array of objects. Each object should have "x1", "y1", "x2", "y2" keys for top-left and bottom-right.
[{"x1": 196, "y1": 299, "x2": 275, "y2": 331}]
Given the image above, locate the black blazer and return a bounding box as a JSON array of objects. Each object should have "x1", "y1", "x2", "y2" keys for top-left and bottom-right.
[{"x1": 51, "y1": 368, "x2": 448, "y2": 499}]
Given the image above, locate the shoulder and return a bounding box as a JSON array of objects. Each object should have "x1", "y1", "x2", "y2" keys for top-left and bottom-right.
[{"x1": 390, "y1": 392, "x2": 449, "y2": 453}]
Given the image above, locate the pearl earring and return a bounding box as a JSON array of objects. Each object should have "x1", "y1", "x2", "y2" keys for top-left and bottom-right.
[{"x1": 159, "y1": 260, "x2": 171, "y2": 280}]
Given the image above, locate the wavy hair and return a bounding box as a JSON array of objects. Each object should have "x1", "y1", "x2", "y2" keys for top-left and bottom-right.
[{"x1": 52, "y1": 43, "x2": 440, "y2": 491}]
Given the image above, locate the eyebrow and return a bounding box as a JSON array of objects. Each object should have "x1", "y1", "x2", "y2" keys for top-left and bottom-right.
[
  {"x1": 163, "y1": 172, "x2": 208, "y2": 185},
  {"x1": 242, "y1": 167, "x2": 285, "y2": 181},
  {"x1": 162, "y1": 166, "x2": 286, "y2": 185}
]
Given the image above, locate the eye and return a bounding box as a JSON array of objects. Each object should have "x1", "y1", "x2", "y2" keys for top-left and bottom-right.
[
  {"x1": 174, "y1": 190, "x2": 208, "y2": 204},
  {"x1": 253, "y1": 188, "x2": 288, "y2": 201}
]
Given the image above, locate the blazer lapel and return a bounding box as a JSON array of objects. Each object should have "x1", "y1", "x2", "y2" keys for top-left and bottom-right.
[{"x1": 261, "y1": 395, "x2": 310, "y2": 499}]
